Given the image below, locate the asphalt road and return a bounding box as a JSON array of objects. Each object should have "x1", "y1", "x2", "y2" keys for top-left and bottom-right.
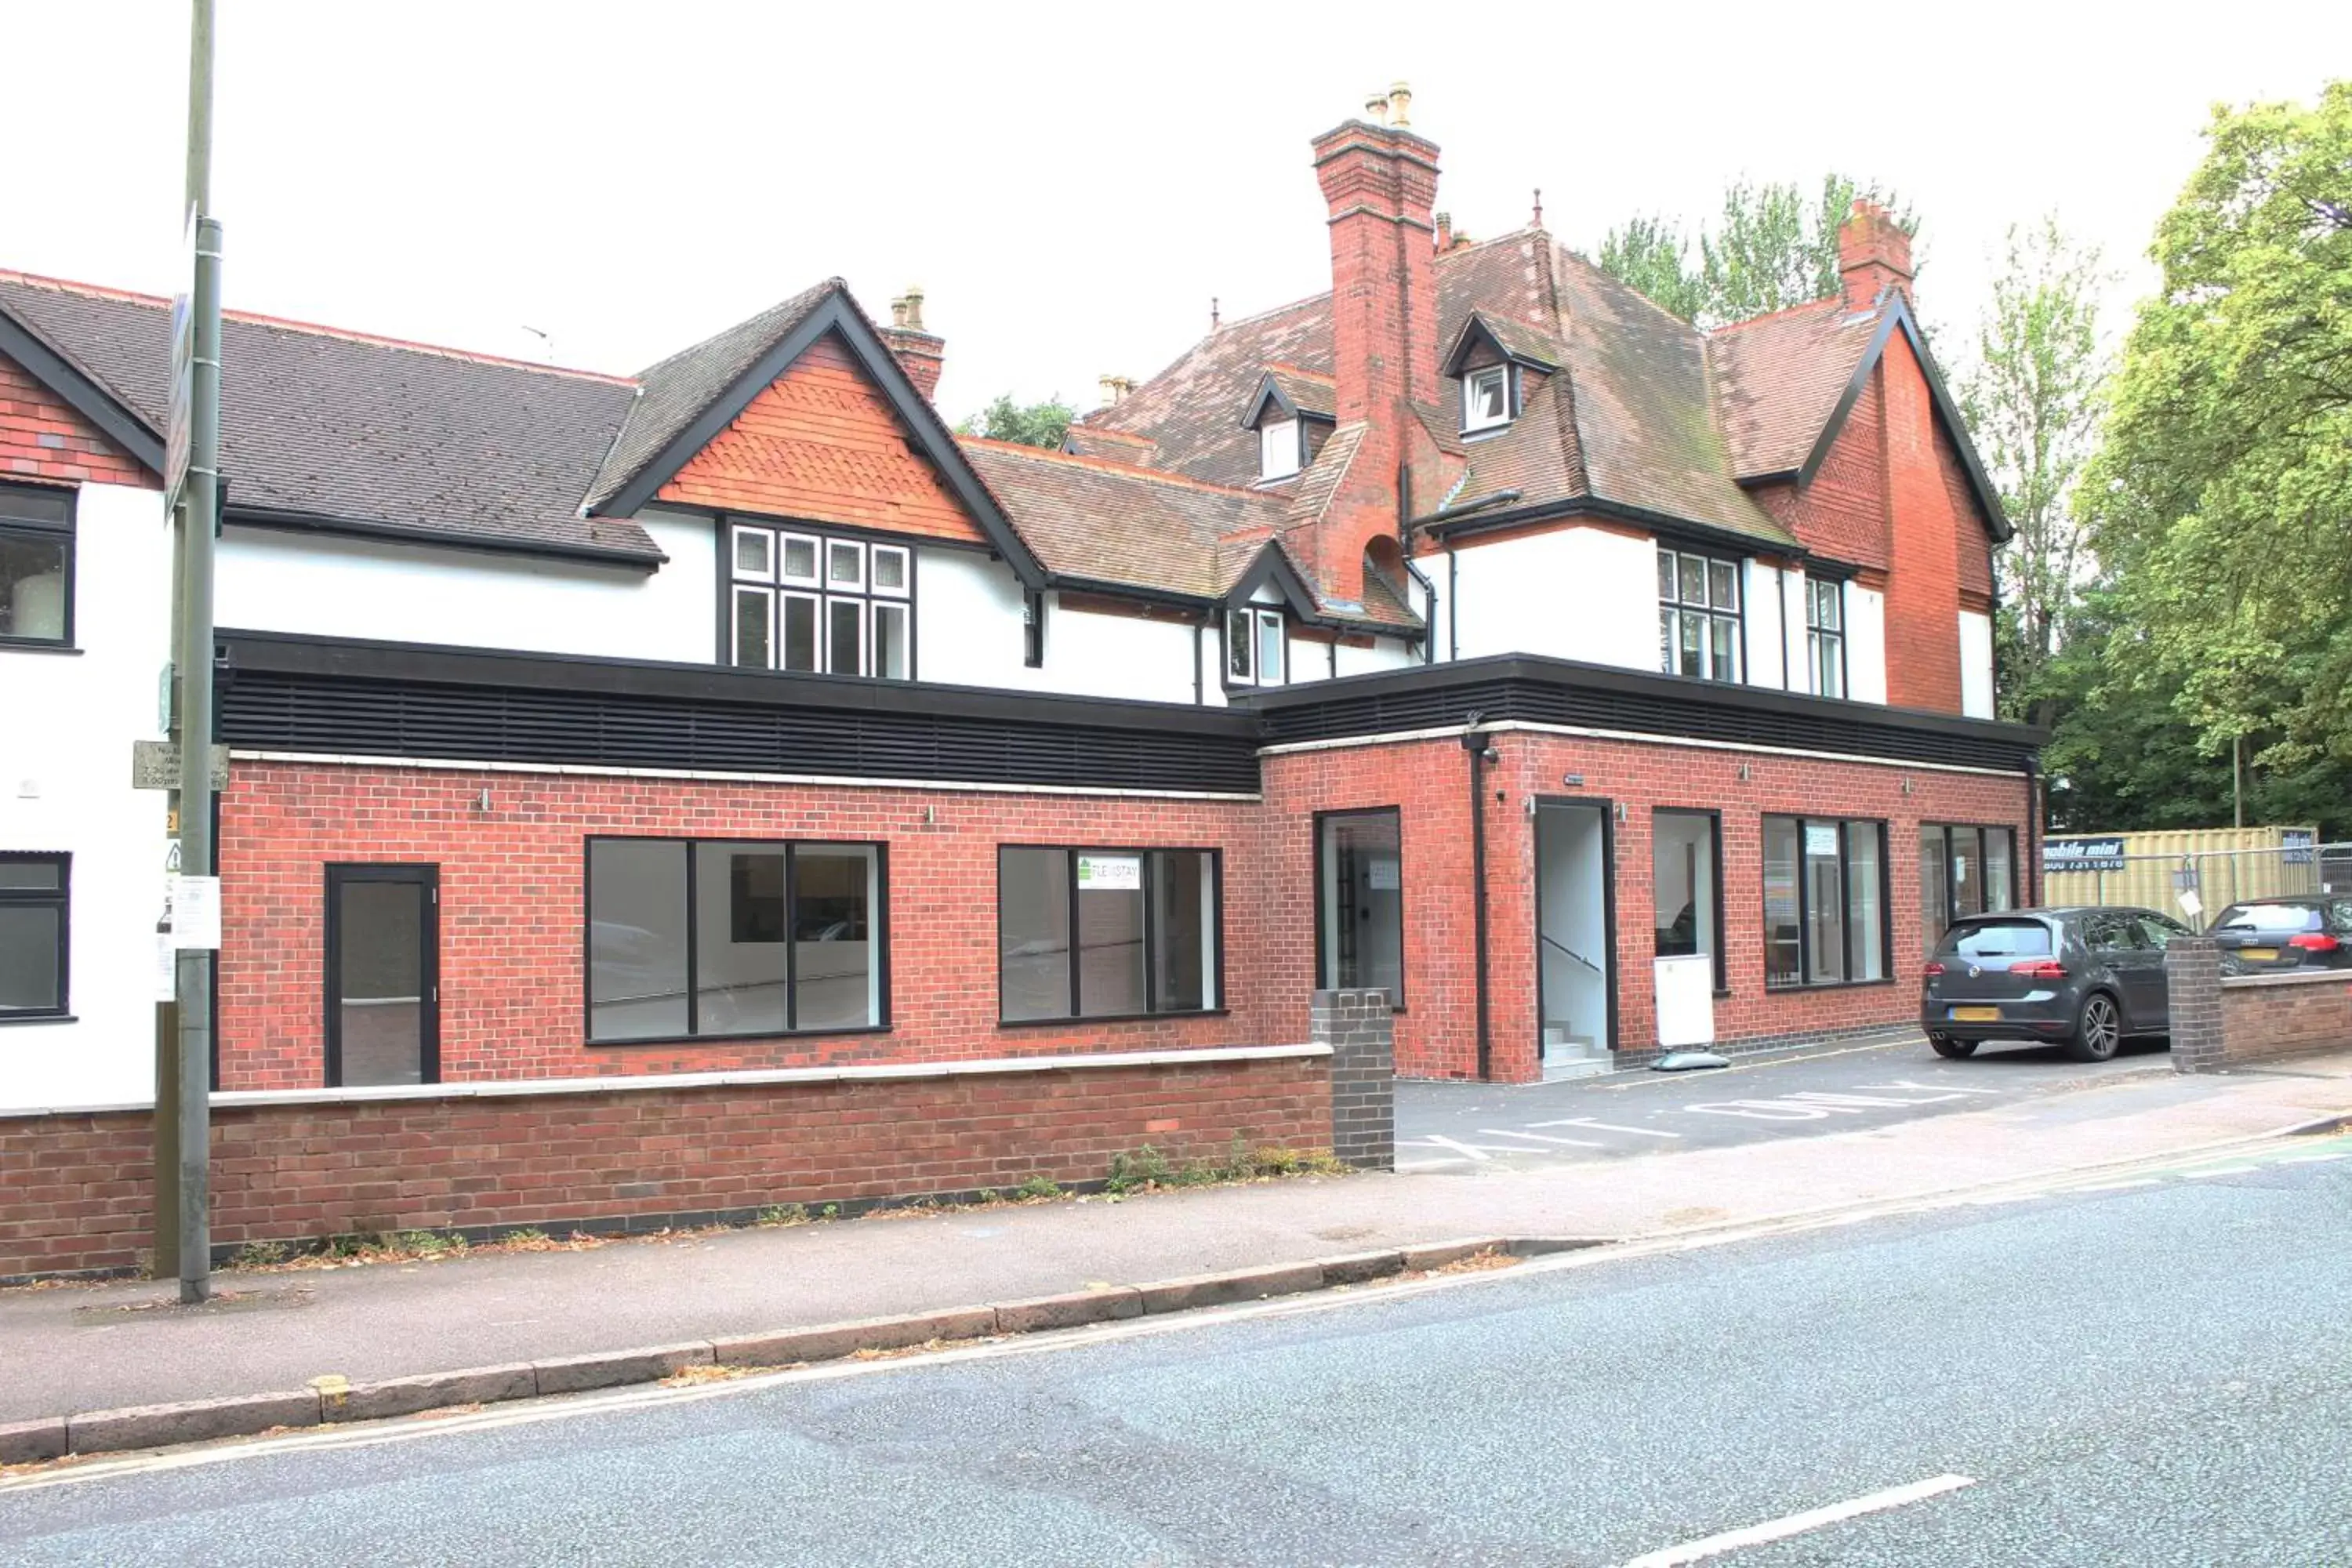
[
  {"x1": 1397, "y1": 1033, "x2": 2176, "y2": 1169},
  {"x1": 5, "y1": 1135, "x2": 2347, "y2": 1566}
]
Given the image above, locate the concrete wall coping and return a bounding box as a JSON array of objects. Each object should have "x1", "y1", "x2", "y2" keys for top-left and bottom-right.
[
  {"x1": 4, "y1": 1043, "x2": 1333, "y2": 1120},
  {"x1": 2220, "y1": 969, "x2": 2352, "y2": 993}
]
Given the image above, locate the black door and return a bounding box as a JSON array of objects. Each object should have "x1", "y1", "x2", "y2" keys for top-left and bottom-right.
[{"x1": 325, "y1": 864, "x2": 438, "y2": 1087}]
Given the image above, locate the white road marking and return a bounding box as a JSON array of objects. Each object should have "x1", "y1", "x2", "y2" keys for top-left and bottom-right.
[
  {"x1": 1857, "y1": 1080, "x2": 2003, "y2": 1098},
  {"x1": 2183, "y1": 1166, "x2": 2258, "y2": 1179},
  {"x1": 2072, "y1": 1178, "x2": 2161, "y2": 1192},
  {"x1": 1785, "y1": 1091, "x2": 1955, "y2": 1109},
  {"x1": 1479, "y1": 1127, "x2": 1606, "y2": 1148},
  {"x1": 1683, "y1": 1100, "x2": 1843, "y2": 1120},
  {"x1": 1409, "y1": 1134, "x2": 1548, "y2": 1162},
  {"x1": 1532, "y1": 1118, "x2": 1682, "y2": 1138},
  {"x1": 1619, "y1": 1473, "x2": 1978, "y2": 1566},
  {"x1": 2275, "y1": 1152, "x2": 2350, "y2": 1164}
]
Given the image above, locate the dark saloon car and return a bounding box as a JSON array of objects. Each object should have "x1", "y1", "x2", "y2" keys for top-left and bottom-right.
[
  {"x1": 2205, "y1": 897, "x2": 2352, "y2": 974},
  {"x1": 1922, "y1": 907, "x2": 2190, "y2": 1062}
]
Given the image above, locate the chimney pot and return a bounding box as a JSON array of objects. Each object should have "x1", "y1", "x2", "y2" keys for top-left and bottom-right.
[
  {"x1": 901, "y1": 285, "x2": 926, "y2": 331},
  {"x1": 1435, "y1": 211, "x2": 1454, "y2": 251},
  {"x1": 1364, "y1": 89, "x2": 1389, "y2": 125},
  {"x1": 1388, "y1": 82, "x2": 1412, "y2": 129},
  {"x1": 878, "y1": 285, "x2": 945, "y2": 401}
]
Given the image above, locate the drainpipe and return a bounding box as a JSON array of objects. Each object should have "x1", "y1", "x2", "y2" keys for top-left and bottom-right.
[
  {"x1": 1461, "y1": 713, "x2": 1494, "y2": 1080},
  {"x1": 2025, "y1": 754, "x2": 2043, "y2": 906},
  {"x1": 1446, "y1": 539, "x2": 1461, "y2": 662},
  {"x1": 1191, "y1": 622, "x2": 1203, "y2": 706}
]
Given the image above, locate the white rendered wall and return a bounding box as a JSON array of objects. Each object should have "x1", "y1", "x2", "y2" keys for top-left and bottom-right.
[
  {"x1": 1958, "y1": 609, "x2": 1995, "y2": 720},
  {"x1": 917, "y1": 551, "x2": 1201, "y2": 704},
  {"x1": 1334, "y1": 637, "x2": 1417, "y2": 678},
  {"x1": 1780, "y1": 568, "x2": 1811, "y2": 691},
  {"x1": 1745, "y1": 561, "x2": 1788, "y2": 689},
  {"x1": 216, "y1": 506, "x2": 716, "y2": 662},
  {"x1": 1449, "y1": 527, "x2": 1656, "y2": 669},
  {"x1": 0, "y1": 481, "x2": 175, "y2": 1111},
  {"x1": 1845, "y1": 581, "x2": 1889, "y2": 704}
]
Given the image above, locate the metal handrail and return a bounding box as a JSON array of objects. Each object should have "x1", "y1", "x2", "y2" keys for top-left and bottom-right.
[{"x1": 1539, "y1": 931, "x2": 1602, "y2": 973}]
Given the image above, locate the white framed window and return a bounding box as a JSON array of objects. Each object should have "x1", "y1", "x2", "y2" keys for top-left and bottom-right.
[
  {"x1": 728, "y1": 521, "x2": 914, "y2": 680},
  {"x1": 1462, "y1": 365, "x2": 1510, "y2": 432},
  {"x1": 731, "y1": 524, "x2": 774, "y2": 583},
  {"x1": 1806, "y1": 577, "x2": 1846, "y2": 699},
  {"x1": 1657, "y1": 546, "x2": 1743, "y2": 684},
  {"x1": 1226, "y1": 607, "x2": 1286, "y2": 686},
  {"x1": 1259, "y1": 418, "x2": 1301, "y2": 481}
]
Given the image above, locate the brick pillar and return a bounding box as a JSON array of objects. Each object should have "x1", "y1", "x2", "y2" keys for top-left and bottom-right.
[
  {"x1": 1315, "y1": 988, "x2": 1395, "y2": 1170},
  {"x1": 2165, "y1": 935, "x2": 2226, "y2": 1074}
]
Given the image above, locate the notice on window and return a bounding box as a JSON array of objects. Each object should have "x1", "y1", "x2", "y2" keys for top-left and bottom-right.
[
  {"x1": 1803, "y1": 823, "x2": 1840, "y2": 858},
  {"x1": 170, "y1": 873, "x2": 222, "y2": 949},
  {"x1": 1366, "y1": 856, "x2": 1400, "y2": 891},
  {"x1": 1076, "y1": 855, "x2": 1141, "y2": 891}
]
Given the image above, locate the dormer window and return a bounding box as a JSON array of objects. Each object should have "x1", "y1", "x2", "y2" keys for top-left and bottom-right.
[
  {"x1": 1463, "y1": 365, "x2": 1510, "y2": 432},
  {"x1": 1226, "y1": 607, "x2": 1287, "y2": 686},
  {"x1": 1259, "y1": 417, "x2": 1301, "y2": 481}
]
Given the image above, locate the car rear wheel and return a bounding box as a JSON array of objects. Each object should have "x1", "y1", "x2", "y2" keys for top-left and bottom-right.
[
  {"x1": 1929, "y1": 1036, "x2": 1977, "y2": 1059},
  {"x1": 2067, "y1": 993, "x2": 2122, "y2": 1062}
]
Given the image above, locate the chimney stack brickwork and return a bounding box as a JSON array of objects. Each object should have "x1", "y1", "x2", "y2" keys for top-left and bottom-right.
[
  {"x1": 1838, "y1": 200, "x2": 1915, "y2": 312},
  {"x1": 1308, "y1": 103, "x2": 1444, "y2": 604},
  {"x1": 880, "y1": 287, "x2": 946, "y2": 402}
]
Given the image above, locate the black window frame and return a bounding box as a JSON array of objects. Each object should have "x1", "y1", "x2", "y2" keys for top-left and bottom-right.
[
  {"x1": 1313, "y1": 807, "x2": 1407, "y2": 1011},
  {"x1": 323, "y1": 862, "x2": 440, "y2": 1087},
  {"x1": 1805, "y1": 575, "x2": 1847, "y2": 699},
  {"x1": 583, "y1": 834, "x2": 890, "y2": 1046},
  {"x1": 1918, "y1": 822, "x2": 2020, "y2": 957},
  {"x1": 0, "y1": 851, "x2": 71, "y2": 1022},
  {"x1": 720, "y1": 515, "x2": 917, "y2": 682},
  {"x1": 1658, "y1": 546, "x2": 1744, "y2": 684},
  {"x1": 0, "y1": 481, "x2": 75, "y2": 651},
  {"x1": 994, "y1": 844, "x2": 1225, "y2": 1025},
  {"x1": 1652, "y1": 807, "x2": 1727, "y2": 994},
  {"x1": 1762, "y1": 815, "x2": 1892, "y2": 991}
]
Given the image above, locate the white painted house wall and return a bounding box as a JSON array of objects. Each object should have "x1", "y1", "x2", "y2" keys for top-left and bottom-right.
[
  {"x1": 0, "y1": 481, "x2": 175, "y2": 1112},
  {"x1": 1844, "y1": 581, "x2": 1889, "y2": 705},
  {"x1": 1745, "y1": 561, "x2": 1787, "y2": 690},
  {"x1": 1449, "y1": 527, "x2": 1655, "y2": 670},
  {"x1": 215, "y1": 507, "x2": 716, "y2": 662},
  {"x1": 1958, "y1": 610, "x2": 1995, "y2": 720}
]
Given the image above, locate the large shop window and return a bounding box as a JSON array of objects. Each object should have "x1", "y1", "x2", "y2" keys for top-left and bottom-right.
[
  {"x1": 1652, "y1": 810, "x2": 1722, "y2": 989},
  {"x1": 586, "y1": 838, "x2": 884, "y2": 1043},
  {"x1": 1658, "y1": 547, "x2": 1741, "y2": 683},
  {"x1": 1919, "y1": 824, "x2": 2017, "y2": 956},
  {"x1": 0, "y1": 853, "x2": 70, "y2": 1019},
  {"x1": 1763, "y1": 817, "x2": 1888, "y2": 989},
  {"x1": 998, "y1": 848, "x2": 1220, "y2": 1022},
  {"x1": 1317, "y1": 809, "x2": 1404, "y2": 1005},
  {"x1": 0, "y1": 483, "x2": 74, "y2": 648},
  {"x1": 728, "y1": 521, "x2": 912, "y2": 681}
]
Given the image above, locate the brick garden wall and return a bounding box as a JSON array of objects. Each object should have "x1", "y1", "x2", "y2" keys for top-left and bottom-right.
[
  {"x1": 219, "y1": 761, "x2": 1274, "y2": 1091},
  {"x1": 1262, "y1": 730, "x2": 2031, "y2": 1081},
  {"x1": 0, "y1": 1049, "x2": 1331, "y2": 1282}
]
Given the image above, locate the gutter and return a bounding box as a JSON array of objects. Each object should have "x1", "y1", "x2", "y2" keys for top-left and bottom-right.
[
  {"x1": 1419, "y1": 492, "x2": 1802, "y2": 565},
  {"x1": 226, "y1": 506, "x2": 668, "y2": 572}
]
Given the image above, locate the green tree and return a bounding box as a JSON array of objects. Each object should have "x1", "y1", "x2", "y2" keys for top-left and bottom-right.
[
  {"x1": 1593, "y1": 175, "x2": 1916, "y2": 326},
  {"x1": 957, "y1": 394, "x2": 1075, "y2": 449},
  {"x1": 2079, "y1": 82, "x2": 2352, "y2": 818},
  {"x1": 1957, "y1": 218, "x2": 2110, "y2": 724}
]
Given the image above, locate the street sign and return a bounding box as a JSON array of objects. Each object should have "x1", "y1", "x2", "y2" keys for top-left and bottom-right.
[
  {"x1": 133, "y1": 739, "x2": 229, "y2": 791},
  {"x1": 163, "y1": 206, "x2": 197, "y2": 514}
]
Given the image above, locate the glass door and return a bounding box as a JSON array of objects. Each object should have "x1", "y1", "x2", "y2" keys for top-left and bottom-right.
[{"x1": 325, "y1": 864, "x2": 438, "y2": 1086}]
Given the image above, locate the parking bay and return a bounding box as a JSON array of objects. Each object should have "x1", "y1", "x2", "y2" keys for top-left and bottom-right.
[{"x1": 1395, "y1": 1034, "x2": 2176, "y2": 1170}]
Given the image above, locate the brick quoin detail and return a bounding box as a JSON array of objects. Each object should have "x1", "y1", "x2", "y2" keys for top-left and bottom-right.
[
  {"x1": 219, "y1": 761, "x2": 1276, "y2": 1091},
  {"x1": 1264, "y1": 733, "x2": 2030, "y2": 1081},
  {"x1": 0, "y1": 1057, "x2": 1330, "y2": 1280},
  {"x1": 1879, "y1": 331, "x2": 1964, "y2": 712},
  {"x1": 657, "y1": 330, "x2": 983, "y2": 545},
  {"x1": 0, "y1": 352, "x2": 157, "y2": 489}
]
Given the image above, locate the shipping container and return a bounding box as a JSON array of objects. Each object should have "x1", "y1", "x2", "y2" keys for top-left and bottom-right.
[{"x1": 2042, "y1": 825, "x2": 2323, "y2": 919}]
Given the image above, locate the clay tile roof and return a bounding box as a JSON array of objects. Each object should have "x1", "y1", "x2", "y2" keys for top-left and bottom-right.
[
  {"x1": 0, "y1": 270, "x2": 657, "y2": 561},
  {"x1": 1076, "y1": 292, "x2": 1332, "y2": 485},
  {"x1": 1465, "y1": 310, "x2": 1566, "y2": 368},
  {"x1": 957, "y1": 438, "x2": 1285, "y2": 599},
  {"x1": 1707, "y1": 297, "x2": 1882, "y2": 480},
  {"x1": 1060, "y1": 425, "x2": 1157, "y2": 465},
  {"x1": 1263, "y1": 366, "x2": 1335, "y2": 420},
  {"x1": 585, "y1": 278, "x2": 840, "y2": 510}
]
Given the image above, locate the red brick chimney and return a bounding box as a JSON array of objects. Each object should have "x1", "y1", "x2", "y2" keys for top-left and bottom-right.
[
  {"x1": 1308, "y1": 83, "x2": 1442, "y2": 604},
  {"x1": 880, "y1": 286, "x2": 946, "y2": 401},
  {"x1": 1838, "y1": 201, "x2": 1914, "y2": 311}
]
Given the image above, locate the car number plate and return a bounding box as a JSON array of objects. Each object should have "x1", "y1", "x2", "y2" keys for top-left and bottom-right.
[
  {"x1": 2240, "y1": 948, "x2": 2278, "y2": 962},
  {"x1": 1951, "y1": 1006, "x2": 2000, "y2": 1022}
]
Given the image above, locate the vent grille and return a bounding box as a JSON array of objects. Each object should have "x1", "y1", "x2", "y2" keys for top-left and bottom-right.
[{"x1": 220, "y1": 670, "x2": 1264, "y2": 795}]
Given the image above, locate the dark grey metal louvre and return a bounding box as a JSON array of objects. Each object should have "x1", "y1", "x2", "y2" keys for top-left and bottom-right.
[{"x1": 218, "y1": 667, "x2": 1262, "y2": 795}]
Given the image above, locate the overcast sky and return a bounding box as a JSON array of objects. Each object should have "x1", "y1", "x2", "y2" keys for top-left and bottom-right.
[{"x1": 6, "y1": 2, "x2": 2346, "y2": 423}]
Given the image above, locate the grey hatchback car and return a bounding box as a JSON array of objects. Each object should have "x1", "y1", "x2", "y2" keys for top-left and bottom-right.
[{"x1": 1922, "y1": 906, "x2": 2190, "y2": 1062}]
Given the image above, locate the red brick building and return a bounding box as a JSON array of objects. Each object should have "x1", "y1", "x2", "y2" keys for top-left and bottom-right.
[{"x1": 1, "y1": 89, "x2": 2034, "y2": 1109}]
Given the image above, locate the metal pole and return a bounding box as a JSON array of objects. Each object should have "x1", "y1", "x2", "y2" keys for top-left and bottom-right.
[{"x1": 174, "y1": 0, "x2": 220, "y2": 1305}]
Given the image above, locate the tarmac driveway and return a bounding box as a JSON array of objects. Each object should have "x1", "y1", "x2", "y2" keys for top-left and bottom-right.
[{"x1": 1396, "y1": 1033, "x2": 2175, "y2": 1171}]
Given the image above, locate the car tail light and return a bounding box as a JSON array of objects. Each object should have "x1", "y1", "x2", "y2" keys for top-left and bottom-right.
[
  {"x1": 2288, "y1": 933, "x2": 2341, "y2": 953},
  {"x1": 1922, "y1": 962, "x2": 1944, "y2": 978},
  {"x1": 2013, "y1": 959, "x2": 2069, "y2": 980}
]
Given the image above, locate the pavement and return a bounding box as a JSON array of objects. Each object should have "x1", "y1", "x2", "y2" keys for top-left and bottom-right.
[
  {"x1": 3, "y1": 1039, "x2": 2350, "y2": 1440},
  {"x1": 7, "y1": 1139, "x2": 2350, "y2": 1563}
]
